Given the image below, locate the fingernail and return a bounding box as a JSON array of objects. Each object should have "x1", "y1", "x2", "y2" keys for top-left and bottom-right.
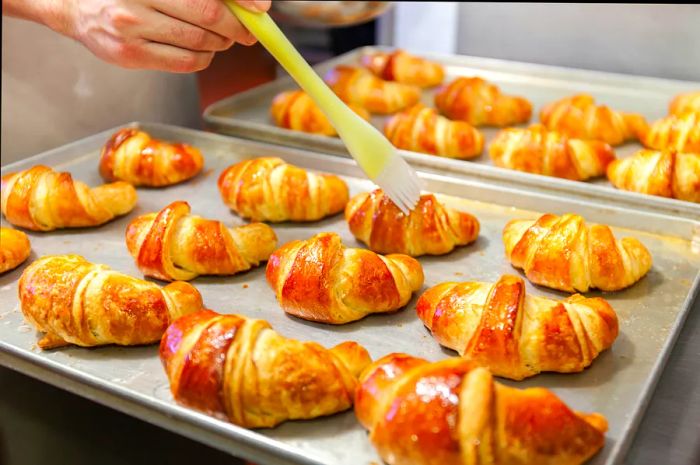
[{"x1": 252, "y1": 0, "x2": 271, "y2": 12}]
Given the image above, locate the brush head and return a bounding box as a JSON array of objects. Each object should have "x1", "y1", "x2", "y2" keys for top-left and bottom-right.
[{"x1": 371, "y1": 151, "x2": 423, "y2": 215}]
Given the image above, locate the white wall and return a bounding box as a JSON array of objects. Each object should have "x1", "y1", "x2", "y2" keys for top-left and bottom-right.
[
  {"x1": 1, "y1": 17, "x2": 201, "y2": 164},
  {"x1": 456, "y1": 3, "x2": 700, "y2": 81}
]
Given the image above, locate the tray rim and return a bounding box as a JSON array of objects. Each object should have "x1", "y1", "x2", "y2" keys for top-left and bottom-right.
[
  {"x1": 1, "y1": 121, "x2": 699, "y2": 465},
  {"x1": 202, "y1": 45, "x2": 700, "y2": 220}
]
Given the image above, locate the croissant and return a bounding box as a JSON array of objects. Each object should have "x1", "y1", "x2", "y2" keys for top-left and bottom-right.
[
  {"x1": 539, "y1": 94, "x2": 648, "y2": 146},
  {"x1": 360, "y1": 49, "x2": 445, "y2": 88},
  {"x1": 434, "y1": 77, "x2": 532, "y2": 127},
  {"x1": 266, "y1": 232, "x2": 424, "y2": 324},
  {"x1": 489, "y1": 124, "x2": 616, "y2": 180},
  {"x1": 355, "y1": 354, "x2": 607, "y2": 465},
  {"x1": 324, "y1": 65, "x2": 421, "y2": 114},
  {"x1": 346, "y1": 189, "x2": 480, "y2": 257},
  {"x1": 218, "y1": 157, "x2": 349, "y2": 222},
  {"x1": 1, "y1": 165, "x2": 137, "y2": 231},
  {"x1": 607, "y1": 149, "x2": 700, "y2": 203},
  {"x1": 416, "y1": 274, "x2": 619, "y2": 380},
  {"x1": 0, "y1": 227, "x2": 31, "y2": 273},
  {"x1": 125, "y1": 201, "x2": 277, "y2": 281},
  {"x1": 503, "y1": 213, "x2": 652, "y2": 292},
  {"x1": 384, "y1": 104, "x2": 484, "y2": 159},
  {"x1": 99, "y1": 128, "x2": 204, "y2": 186},
  {"x1": 669, "y1": 91, "x2": 700, "y2": 116},
  {"x1": 18, "y1": 254, "x2": 203, "y2": 349},
  {"x1": 642, "y1": 111, "x2": 700, "y2": 153},
  {"x1": 270, "y1": 90, "x2": 370, "y2": 136},
  {"x1": 160, "y1": 309, "x2": 372, "y2": 428}
]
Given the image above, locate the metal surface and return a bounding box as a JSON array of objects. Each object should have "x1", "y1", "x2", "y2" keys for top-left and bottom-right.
[
  {"x1": 1, "y1": 123, "x2": 699, "y2": 465},
  {"x1": 203, "y1": 46, "x2": 700, "y2": 219}
]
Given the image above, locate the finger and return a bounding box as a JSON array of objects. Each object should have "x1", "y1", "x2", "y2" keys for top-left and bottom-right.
[
  {"x1": 234, "y1": 0, "x2": 272, "y2": 12},
  {"x1": 149, "y1": 0, "x2": 249, "y2": 42},
  {"x1": 114, "y1": 40, "x2": 215, "y2": 73},
  {"x1": 138, "y1": 9, "x2": 233, "y2": 52}
]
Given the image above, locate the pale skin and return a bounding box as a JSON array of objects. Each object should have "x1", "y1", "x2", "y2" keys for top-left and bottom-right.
[{"x1": 3, "y1": 0, "x2": 271, "y2": 73}]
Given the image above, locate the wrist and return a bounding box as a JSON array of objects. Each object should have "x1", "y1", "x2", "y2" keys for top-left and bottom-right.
[{"x1": 3, "y1": 0, "x2": 76, "y2": 38}]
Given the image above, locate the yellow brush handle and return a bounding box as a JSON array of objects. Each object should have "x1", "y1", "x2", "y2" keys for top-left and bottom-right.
[{"x1": 224, "y1": 1, "x2": 384, "y2": 177}]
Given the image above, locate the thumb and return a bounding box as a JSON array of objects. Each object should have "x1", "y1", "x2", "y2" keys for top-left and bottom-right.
[{"x1": 233, "y1": 0, "x2": 271, "y2": 13}]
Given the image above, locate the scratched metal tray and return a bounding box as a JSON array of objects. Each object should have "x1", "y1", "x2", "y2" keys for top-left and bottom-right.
[
  {"x1": 1, "y1": 123, "x2": 698, "y2": 465},
  {"x1": 204, "y1": 46, "x2": 700, "y2": 219}
]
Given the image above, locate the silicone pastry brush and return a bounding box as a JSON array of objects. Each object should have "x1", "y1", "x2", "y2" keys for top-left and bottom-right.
[{"x1": 225, "y1": 1, "x2": 422, "y2": 214}]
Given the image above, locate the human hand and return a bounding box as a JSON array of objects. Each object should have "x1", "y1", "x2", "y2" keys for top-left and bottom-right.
[{"x1": 29, "y1": 0, "x2": 271, "y2": 72}]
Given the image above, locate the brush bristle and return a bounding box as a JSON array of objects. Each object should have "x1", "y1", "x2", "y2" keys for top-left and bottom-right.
[{"x1": 373, "y1": 154, "x2": 423, "y2": 214}]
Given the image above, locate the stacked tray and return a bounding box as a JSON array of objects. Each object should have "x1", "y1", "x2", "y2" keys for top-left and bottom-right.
[
  {"x1": 203, "y1": 46, "x2": 700, "y2": 220},
  {"x1": 1, "y1": 123, "x2": 698, "y2": 465}
]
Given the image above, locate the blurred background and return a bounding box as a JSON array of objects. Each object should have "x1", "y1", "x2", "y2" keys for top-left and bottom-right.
[
  {"x1": 1, "y1": 3, "x2": 700, "y2": 465},
  {"x1": 3, "y1": 3, "x2": 699, "y2": 164}
]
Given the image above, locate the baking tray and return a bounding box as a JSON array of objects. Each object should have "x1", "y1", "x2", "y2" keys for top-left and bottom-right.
[
  {"x1": 203, "y1": 46, "x2": 700, "y2": 220},
  {"x1": 1, "y1": 122, "x2": 699, "y2": 465}
]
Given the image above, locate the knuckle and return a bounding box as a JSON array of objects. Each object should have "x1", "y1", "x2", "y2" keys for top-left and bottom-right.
[
  {"x1": 186, "y1": 28, "x2": 210, "y2": 50},
  {"x1": 189, "y1": 0, "x2": 224, "y2": 27},
  {"x1": 105, "y1": 6, "x2": 138, "y2": 29}
]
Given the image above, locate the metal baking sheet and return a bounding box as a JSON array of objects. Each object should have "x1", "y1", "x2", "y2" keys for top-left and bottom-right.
[
  {"x1": 203, "y1": 46, "x2": 700, "y2": 220},
  {"x1": 1, "y1": 122, "x2": 698, "y2": 465}
]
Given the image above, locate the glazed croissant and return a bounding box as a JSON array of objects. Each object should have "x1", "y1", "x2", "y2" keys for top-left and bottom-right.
[
  {"x1": 266, "y1": 232, "x2": 424, "y2": 324},
  {"x1": 489, "y1": 124, "x2": 616, "y2": 180},
  {"x1": 669, "y1": 91, "x2": 700, "y2": 116},
  {"x1": 18, "y1": 254, "x2": 203, "y2": 349},
  {"x1": 355, "y1": 354, "x2": 607, "y2": 465},
  {"x1": 607, "y1": 150, "x2": 700, "y2": 203},
  {"x1": 160, "y1": 309, "x2": 372, "y2": 428},
  {"x1": 642, "y1": 111, "x2": 700, "y2": 153},
  {"x1": 346, "y1": 189, "x2": 480, "y2": 257},
  {"x1": 416, "y1": 274, "x2": 619, "y2": 380},
  {"x1": 434, "y1": 77, "x2": 532, "y2": 127},
  {"x1": 325, "y1": 65, "x2": 421, "y2": 114},
  {"x1": 360, "y1": 49, "x2": 445, "y2": 88},
  {"x1": 270, "y1": 90, "x2": 370, "y2": 136},
  {"x1": 384, "y1": 104, "x2": 484, "y2": 159},
  {"x1": 99, "y1": 128, "x2": 204, "y2": 186},
  {"x1": 125, "y1": 201, "x2": 277, "y2": 281},
  {"x1": 503, "y1": 213, "x2": 652, "y2": 292},
  {"x1": 218, "y1": 157, "x2": 349, "y2": 222},
  {"x1": 1, "y1": 165, "x2": 137, "y2": 231},
  {"x1": 0, "y1": 227, "x2": 31, "y2": 274},
  {"x1": 539, "y1": 94, "x2": 648, "y2": 146}
]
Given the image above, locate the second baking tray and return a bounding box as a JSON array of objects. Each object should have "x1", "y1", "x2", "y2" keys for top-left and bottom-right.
[
  {"x1": 204, "y1": 46, "x2": 700, "y2": 219},
  {"x1": 1, "y1": 123, "x2": 699, "y2": 465}
]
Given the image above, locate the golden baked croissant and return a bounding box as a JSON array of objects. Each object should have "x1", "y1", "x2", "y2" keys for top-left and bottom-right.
[
  {"x1": 346, "y1": 189, "x2": 480, "y2": 257},
  {"x1": 324, "y1": 65, "x2": 421, "y2": 114},
  {"x1": 99, "y1": 128, "x2": 204, "y2": 186},
  {"x1": 18, "y1": 254, "x2": 203, "y2": 349},
  {"x1": 360, "y1": 49, "x2": 445, "y2": 88},
  {"x1": 384, "y1": 104, "x2": 484, "y2": 159},
  {"x1": 160, "y1": 309, "x2": 372, "y2": 428},
  {"x1": 270, "y1": 90, "x2": 370, "y2": 136},
  {"x1": 1, "y1": 165, "x2": 137, "y2": 231},
  {"x1": 125, "y1": 201, "x2": 278, "y2": 281},
  {"x1": 416, "y1": 274, "x2": 619, "y2": 380},
  {"x1": 266, "y1": 232, "x2": 424, "y2": 324},
  {"x1": 539, "y1": 94, "x2": 648, "y2": 146},
  {"x1": 489, "y1": 124, "x2": 616, "y2": 180},
  {"x1": 669, "y1": 91, "x2": 700, "y2": 116},
  {"x1": 642, "y1": 111, "x2": 700, "y2": 153},
  {"x1": 607, "y1": 150, "x2": 700, "y2": 203},
  {"x1": 356, "y1": 353, "x2": 607, "y2": 465},
  {"x1": 0, "y1": 227, "x2": 31, "y2": 273},
  {"x1": 503, "y1": 213, "x2": 652, "y2": 292},
  {"x1": 434, "y1": 77, "x2": 532, "y2": 127},
  {"x1": 218, "y1": 157, "x2": 349, "y2": 222}
]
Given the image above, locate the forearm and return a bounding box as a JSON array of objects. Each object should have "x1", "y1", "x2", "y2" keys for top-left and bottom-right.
[{"x1": 3, "y1": 0, "x2": 74, "y2": 37}]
